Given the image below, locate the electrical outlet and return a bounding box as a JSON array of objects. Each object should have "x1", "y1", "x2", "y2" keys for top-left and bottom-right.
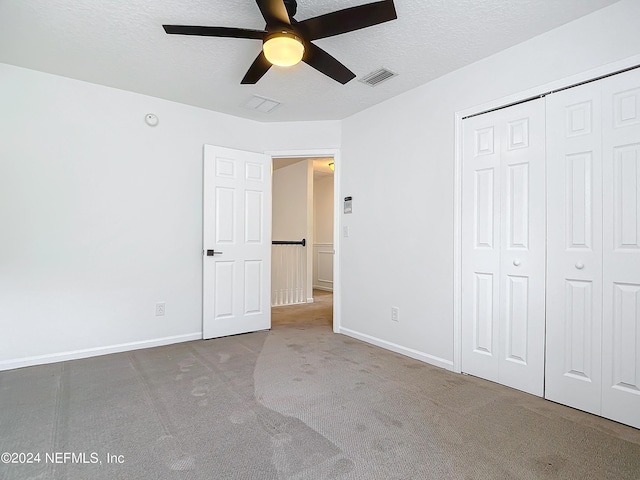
[
  {"x1": 391, "y1": 306, "x2": 399, "y2": 322},
  {"x1": 155, "y1": 302, "x2": 166, "y2": 316}
]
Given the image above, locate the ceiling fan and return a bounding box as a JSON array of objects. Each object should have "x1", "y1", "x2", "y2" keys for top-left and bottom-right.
[{"x1": 163, "y1": 0, "x2": 397, "y2": 85}]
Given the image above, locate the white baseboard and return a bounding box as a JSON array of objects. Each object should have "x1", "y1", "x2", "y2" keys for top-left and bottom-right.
[
  {"x1": 0, "y1": 333, "x2": 202, "y2": 372},
  {"x1": 339, "y1": 327, "x2": 454, "y2": 372},
  {"x1": 312, "y1": 286, "x2": 333, "y2": 292}
]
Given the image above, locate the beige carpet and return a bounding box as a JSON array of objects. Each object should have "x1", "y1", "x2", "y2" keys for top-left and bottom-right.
[{"x1": 1, "y1": 290, "x2": 639, "y2": 479}]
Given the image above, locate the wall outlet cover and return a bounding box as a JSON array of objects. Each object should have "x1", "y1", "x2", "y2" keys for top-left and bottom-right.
[{"x1": 155, "y1": 302, "x2": 166, "y2": 316}]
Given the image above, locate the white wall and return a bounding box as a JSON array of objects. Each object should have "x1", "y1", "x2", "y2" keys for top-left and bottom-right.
[
  {"x1": 0, "y1": 64, "x2": 340, "y2": 369},
  {"x1": 339, "y1": 0, "x2": 640, "y2": 369},
  {"x1": 313, "y1": 174, "x2": 334, "y2": 291},
  {"x1": 272, "y1": 160, "x2": 314, "y2": 302},
  {"x1": 272, "y1": 160, "x2": 310, "y2": 242},
  {"x1": 313, "y1": 175, "x2": 334, "y2": 244}
]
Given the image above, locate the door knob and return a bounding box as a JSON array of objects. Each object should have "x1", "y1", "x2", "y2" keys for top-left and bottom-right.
[
  {"x1": 513, "y1": 259, "x2": 521, "y2": 266},
  {"x1": 575, "y1": 262, "x2": 584, "y2": 269}
]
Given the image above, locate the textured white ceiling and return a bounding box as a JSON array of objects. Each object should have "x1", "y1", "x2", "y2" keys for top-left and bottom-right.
[{"x1": 0, "y1": 0, "x2": 620, "y2": 122}]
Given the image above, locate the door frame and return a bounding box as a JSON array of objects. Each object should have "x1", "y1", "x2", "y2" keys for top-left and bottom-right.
[
  {"x1": 453, "y1": 54, "x2": 640, "y2": 373},
  {"x1": 266, "y1": 148, "x2": 342, "y2": 334}
]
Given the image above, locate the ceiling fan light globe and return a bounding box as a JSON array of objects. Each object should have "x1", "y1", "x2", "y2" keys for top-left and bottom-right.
[{"x1": 263, "y1": 33, "x2": 304, "y2": 67}]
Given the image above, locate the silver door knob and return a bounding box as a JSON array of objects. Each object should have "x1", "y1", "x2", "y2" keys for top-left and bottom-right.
[
  {"x1": 575, "y1": 262, "x2": 584, "y2": 269},
  {"x1": 513, "y1": 259, "x2": 521, "y2": 266}
]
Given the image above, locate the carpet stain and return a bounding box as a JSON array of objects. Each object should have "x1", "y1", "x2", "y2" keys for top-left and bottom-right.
[
  {"x1": 373, "y1": 410, "x2": 403, "y2": 428},
  {"x1": 301, "y1": 363, "x2": 316, "y2": 375},
  {"x1": 326, "y1": 458, "x2": 356, "y2": 478},
  {"x1": 178, "y1": 359, "x2": 194, "y2": 372},
  {"x1": 255, "y1": 411, "x2": 342, "y2": 476},
  {"x1": 287, "y1": 343, "x2": 304, "y2": 353},
  {"x1": 530, "y1": 454, "x2": 568, "y2": 475},
  {"x1": 373, "y1": 437, "x2": 396, "y2": 452},
  {"x1": 190, "y1": 376, "x2": 210, "y2": 397},
  {"x1": 229, "y1": 408, "x2": 257, "y2": 425}
]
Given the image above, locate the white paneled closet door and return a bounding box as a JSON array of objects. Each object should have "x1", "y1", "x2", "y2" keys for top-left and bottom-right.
[
  {"x1": 546, "y1": 68, "x2": 640, "y2": 429},
  {"x1": 462, "y1": 99, "x2": 546, "y2": 397},
  {"x1": 545, "y1": 81, "x2": 603, "y2": 415},
  {"x1": 601, "y1": 69, "x2": 640, "y2": 428}
]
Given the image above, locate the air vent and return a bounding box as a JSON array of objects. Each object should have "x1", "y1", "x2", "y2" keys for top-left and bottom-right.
[
  {"x1": 242, "y1": 95, "x2": 281, "y2": 113},
  {"x1": 359, "y1": 67, "x2": 397, "y2": 87}
]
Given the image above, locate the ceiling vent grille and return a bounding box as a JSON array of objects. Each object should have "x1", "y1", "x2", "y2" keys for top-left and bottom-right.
[
  {"x1": 359, "y1": 67, "x2": 397, "y2": 87},
  {"x1": 242, "y1": 95, "x2": 281, "y2": 113}
]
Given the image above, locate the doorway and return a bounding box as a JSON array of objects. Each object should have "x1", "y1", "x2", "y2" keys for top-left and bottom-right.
[{"x1": 269, "y1": 149, "x2": 341, "y2": 334}]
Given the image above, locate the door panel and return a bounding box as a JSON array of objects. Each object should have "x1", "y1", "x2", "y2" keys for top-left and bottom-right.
[
  {"x1": 498, "y1": 100, "x2": 546, "y2": 396},
  {"x1": 505, "y1": 274, "x2": 528, "y2": 364},
  {"x1": 475, "y1": 168, "x2": 496, "y2": 249},
  {"x1": 545, "y1": 81, "x2": 603, "y2": 415},
  {"x1": 462, "y1": 99, "x2": 545, "y2": 395},
  {"x1": 602, "y1": 68, "x2": 640, "y2": 429},
  {"x1": 203, "y1": 145, "x2": 271, "y2": 339},
  {"x1": 474, "y1": 272, "x2": 495, "y2": 356},
  {"x1": 565, "y1": 152, "x2": 594, "y2": 249},
  {"x1": 463, "y1": 115, "x2": 501, "y2": 383},
  {"x1": 564, "y1": 279, "x2": 594, "y2": 380},
  {"x1": 506, "y1": 163, "x2": 529, "y2": 249}
]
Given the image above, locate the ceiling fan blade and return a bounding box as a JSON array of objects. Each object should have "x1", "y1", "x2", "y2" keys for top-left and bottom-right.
[
  {"x1": 241, "y1": 51, "x2": 272, "y2": 84},
  {"x1": 163, "y1": 25, "x2": 266, "y2": 39},
  {"x1": 255, "y1": 0, "x2": 291, "y2": 27},
  {"x1": 303, "y1": 42, "x2": 355, "y2": 85},
  {"x1": 296, "y1": 0, "x2": 397, "y2": 40}
]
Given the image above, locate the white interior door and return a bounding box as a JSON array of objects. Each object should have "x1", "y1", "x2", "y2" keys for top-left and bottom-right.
[
  {"x1": 462, "y1": 99, "x2": 546, "y2": 396},
  {"x1": 203, "y1": 145, "x2": 271, "y2": 339},
  {"x1": 462, "y1": 110, "x2": 502, "y2": 385},
  {"x1": 545, "y1": 81, "x2": 603, "y2": 415},
  {"x1": 545, "y1": 68, "x2": 640, "y2": 429},
  {"x1": 601, "y1": 68, "x2": 640, "y2": 428},
  {"x1": 498, "y1": 101, "x2": 546, "y2": 395}
]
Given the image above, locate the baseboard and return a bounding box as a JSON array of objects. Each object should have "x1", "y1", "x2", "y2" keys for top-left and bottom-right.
[
  {"x1": 339, "y1": 327, "x2": 454, "y2": 372},
  {"x1": 312, "y1": 286, "x2": 333, "y2": 292},
  {"x1": 0, "y1": 333, "x2": 202, "y2": 372}
]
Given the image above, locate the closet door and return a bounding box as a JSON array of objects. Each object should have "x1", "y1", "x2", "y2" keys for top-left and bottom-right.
[
  {"x1": 462, "y1": 109, "x2": 502, "y2": 385},
  {"x1": 601, "y1": 68, "x2": 640, "y2": 429},
  {"x1": 545, "y1": 82, "x2": 603, "y2": 415},
  {"x1": 498, "y1": 101, "x2": 546, "y2": 395},
  {"x1": 462, "y1": 99, "x2": 546, "y2": 396}
]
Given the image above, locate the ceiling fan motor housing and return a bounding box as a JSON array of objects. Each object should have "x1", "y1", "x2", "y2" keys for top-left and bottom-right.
[{"x1": 283, "y1": 0, "x2": 297, "y2": 19}]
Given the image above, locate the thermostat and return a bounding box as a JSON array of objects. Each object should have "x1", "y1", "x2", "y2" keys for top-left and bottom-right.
[{"x1": 344, "y1": 196, "x2": 352, "y2": 214}]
